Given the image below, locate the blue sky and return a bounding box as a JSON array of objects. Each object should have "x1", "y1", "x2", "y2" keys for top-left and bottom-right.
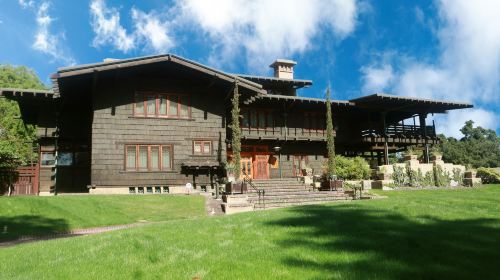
[{"x1": 0, "y1": 0, "x2": 498, "y2": 137}]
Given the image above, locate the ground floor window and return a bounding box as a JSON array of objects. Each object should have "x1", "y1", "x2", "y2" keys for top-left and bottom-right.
[
  {"x1": 193, "y1": 140, "x2": 212, "y2": 155},
  {"x1": 125, "y1": 144, "x2": 172, "y2": 171}
]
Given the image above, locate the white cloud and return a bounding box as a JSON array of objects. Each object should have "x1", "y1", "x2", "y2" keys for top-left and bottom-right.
[
  {"x1": 361, "y1": 0, "x2": 500, "y2": 137},
  {"x1": 18, "y1": 0, "x2": 35, "y2": 9},
  {"x1": 131, "y1": 9, "x2": 174, "y2": 53},
  {"x1": 88, "y1": 0, "x2": 359, "y2": 71},
  {"x1": 435, "y1": 109, "x2": 499, "y2": 138},
  {"x1": 89, "y1": 0, "x2": 135, "y2": 52},
  {"x1": 179, "y1": 0, "x2": 359, "y2": 71},
  {"x1": 89, "y1": 0, "x2": 175, "y2": 54},
  {"x1": 29, "y1": 1, "x2": 76, "y2": 65},
  {"x1": 360, "y1": 64, "x2": 394, "y2": 93}
]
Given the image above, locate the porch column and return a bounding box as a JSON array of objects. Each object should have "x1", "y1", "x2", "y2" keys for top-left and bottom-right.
[
  {"x1": 382, "y1": 112, "x2": 389, "y2": 165},
  {"x1": 419, "y1": 113, "x2": 429, "y2": 163}
]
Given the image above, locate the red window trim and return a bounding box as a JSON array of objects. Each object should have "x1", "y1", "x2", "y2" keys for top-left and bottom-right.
[
  {"x1": 133, "y1": 92, "x2": 191, "y2": 119},
  {"x1": 124, "y1": 144, "x2": 173, "y2": 171},
  {"x1": 193, "y1": 140, "x2": 212, "y2": 155}
]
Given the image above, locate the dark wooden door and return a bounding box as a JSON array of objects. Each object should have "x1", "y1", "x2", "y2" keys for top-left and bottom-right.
[{"x1": 253, "y1": 155, "x2": 269, "y2": 179}]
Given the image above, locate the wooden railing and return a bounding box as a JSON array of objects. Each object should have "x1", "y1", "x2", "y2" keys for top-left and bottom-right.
[
  {"x1": 241, "y1": 170, "x2": 265, "y2": 209},
  {"x1": 361, "y1": 125, "x2": 436, "y2": 139},
  {"x1": 241, "y1": 127, "x2": 327, "y2": 140}
]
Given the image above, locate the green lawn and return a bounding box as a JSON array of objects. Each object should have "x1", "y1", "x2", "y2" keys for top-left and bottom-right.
[
  {"x1": 0, "y1": 195, "x2": 205, "y2": 240},
  {"x1": 1, "y1": 185, "x2": 499, "y2": 279}
]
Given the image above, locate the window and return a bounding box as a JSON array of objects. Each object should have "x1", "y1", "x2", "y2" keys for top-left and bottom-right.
[
  {"x1": 241, "y1": 109, "x2": 275, "y2": 130},
  {"x1": 57, "y1": 152, "x2": 73, "y2": 166},
  {"x1": 134, "y1": 93, "x2": 190, "y2": 118},
  {"x1": 41, "y1": 152, "x2": 56, "y2": 166},
  {"x1": 125, "y1": 144, "x2": 173, "y2": 171},
  {"x1": 304, "y1": 112, "x2": 326, "y2": 134},
  {"x1": 193, "y1": 140, "x2": 211, "y2": 155}
]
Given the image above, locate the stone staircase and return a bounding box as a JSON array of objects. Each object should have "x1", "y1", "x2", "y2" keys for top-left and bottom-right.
[{"x1": 222, "y1": 178, "x2": 354, "y2": 214}]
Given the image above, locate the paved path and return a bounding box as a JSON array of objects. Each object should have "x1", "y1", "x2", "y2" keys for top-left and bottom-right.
[{"x1": 0, "y1": 222, "x2": 152, "y2": 248}]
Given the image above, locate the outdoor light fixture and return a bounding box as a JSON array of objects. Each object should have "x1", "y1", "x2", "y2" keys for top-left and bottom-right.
[{"x1": 273, "y1": 146, "x2": 281, "y2": 152}]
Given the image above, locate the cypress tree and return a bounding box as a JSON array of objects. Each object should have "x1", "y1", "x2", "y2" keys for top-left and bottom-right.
[
  {"x1": 231, "y1": 81, "x2": 241, "y2": 179},
  {"x1": 326, "y1": 87, "x2": 336, "y2": 178}
]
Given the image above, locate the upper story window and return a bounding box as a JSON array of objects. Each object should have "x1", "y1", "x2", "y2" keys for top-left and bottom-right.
[
  {"x1": 193, "y1": 140, "x2": 212, "y2": 155},
  {"x1": 134, "y1": 93, "x2": 190, "y2": 118},
  {"x1": 304, "y1": 112, "x2": 326, "y2": 133},
  {"x1": 125, "y1": 144, "x2": 172, "y2": 172},
  {"x1": 241, "y1": 109, "x2": 274, "y2": 130}
]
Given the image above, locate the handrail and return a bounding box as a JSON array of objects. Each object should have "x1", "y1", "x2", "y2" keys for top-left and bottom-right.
[{"x1": 241, "y1": 170, "x2": 265, "y2": 209}]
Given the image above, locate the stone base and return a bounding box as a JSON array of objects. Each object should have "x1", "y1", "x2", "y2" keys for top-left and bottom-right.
[
  {"x1": 222, "y1": 194, "x2": 249, "y2": 204},
  {"x1": 464, "y1": 178, "x2": 482, "y2": 187},
  {"x1": 362, "y1": 180, "x2": 373, "y2": 190},
  {"x1": 221, "y1": 203, "x2": 253, "y2": 214},
  {"x1": 39, "y1": 191, "x2": 55, "y2": 196},
  {"x1": 371, "y1": 180, "x2": 394, "y2": 190},
  {"x1": 88, "y1": 186, "x2": 198, "y2": 195}
]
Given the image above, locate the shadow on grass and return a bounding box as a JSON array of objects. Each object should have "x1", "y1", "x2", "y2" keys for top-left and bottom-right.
[
  {"x1": 0, "y1": 215, "x2": 69, "y2": 241},
  {"x1": 266, "y1": 204, "x2": 500, "y2": 279}
]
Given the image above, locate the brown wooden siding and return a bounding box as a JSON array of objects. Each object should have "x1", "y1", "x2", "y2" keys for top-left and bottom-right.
[{"x1": 90, "y1": 76, "x2": 226, "y2": 187}]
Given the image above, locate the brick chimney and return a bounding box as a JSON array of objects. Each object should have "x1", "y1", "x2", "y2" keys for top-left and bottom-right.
[{"x1": 269, "y1": 59, "x2": 297, "y2": 79}]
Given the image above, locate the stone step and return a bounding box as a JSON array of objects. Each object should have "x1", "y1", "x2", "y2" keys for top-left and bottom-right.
[
  {"x1": 221, "y1": 202, "x2": 254, "y2": 215},
  {"x1": 249, "y1": 187, "x2": 309, "y2": 192},
  {"x1": 249, "y1": 194, "x2": 351, "y2": 203},
  {"x1": 253, "y1": 197, "x2": 352, "y2": 209},
  {"x1": 247, "y1": 191, "x2": 347, "y2": 198}
]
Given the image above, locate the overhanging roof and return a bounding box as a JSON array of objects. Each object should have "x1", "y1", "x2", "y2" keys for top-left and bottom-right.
[
  {"x1": 237, "y1": 74, "x2": 312, "y2": 89},
  {"x1": 54, "y1": 54, "x2": 266, "y2": 95},
  {"x1": 248, "y1": 93, "x2": 351, "y2": 106},
  {"x1": 0, "y1": 88, "x2": 54, "y2": 98},
  {"x1": 349, "y1": 93, "x2": 473, "y2": 112}
]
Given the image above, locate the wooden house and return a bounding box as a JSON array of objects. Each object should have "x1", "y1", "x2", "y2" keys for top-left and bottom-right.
[{"x1": 0, "y1": 54, "x2": 472, "y2": 195}]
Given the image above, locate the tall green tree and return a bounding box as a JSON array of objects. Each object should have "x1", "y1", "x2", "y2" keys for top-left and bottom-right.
[
  {"x1": 326, "y1": 87, "x2": 336, "y2": 178},
  {"x1": 230, "y1": 81, "x2": 241, "y2": 179},
  {"x1": 439, "y1": 120, "x2": 500, "y2": 168},
  {"x1": 0, "y1": 65, "x2": 45, "y2": 168}
]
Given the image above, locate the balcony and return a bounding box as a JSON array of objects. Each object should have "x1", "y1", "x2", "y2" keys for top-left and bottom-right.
[
  {"x1": 241, "y1": 127, "x2": 327, "y2": 141},
  {"x1": 360, "y1": 125, "x2": 438, "y2": 145}
]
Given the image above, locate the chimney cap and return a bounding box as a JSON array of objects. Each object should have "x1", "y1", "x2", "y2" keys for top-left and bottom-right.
[{"x1": 269, "y1": 59, "x2": 297, "y2": 68}]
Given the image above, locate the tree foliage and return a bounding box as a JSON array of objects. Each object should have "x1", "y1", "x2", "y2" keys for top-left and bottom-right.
[
  {"x1": 230, "y1": 81, "x2": 241, "y2": 179},
  {"x1": 438, "y1": 121, "x2": 500, "y2": 168},
  {"x1": 325, "y1": 87, "x2": 335, "y2": 178},
  {"x1": 0, "y1": 65, "x2": 45, "y2": 168}
]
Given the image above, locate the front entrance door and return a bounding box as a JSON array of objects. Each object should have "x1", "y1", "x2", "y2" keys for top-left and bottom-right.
[
  {"x1": 240, "y1": 157, "x2": 253, "y2": 179},
  {"x1": 293, "y1": 155, "x2": 308, "y2": 177},
  {"x1": 254, "y1": 155, "x2": 269, "y2": 179}
]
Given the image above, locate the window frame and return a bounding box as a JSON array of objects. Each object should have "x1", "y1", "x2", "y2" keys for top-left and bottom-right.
[
  {"x1": 241, "y1": 109, "x2": 275, "y2": 131},
  {"x1": 133, "y1": 92, "x2": 191, "y2": 119},
  {"x1": 193, "y1": 140, "x2": 212, "y2": 155},
  {"x1": 124, "y1": 144, "x2": 173, "y2": 172}
]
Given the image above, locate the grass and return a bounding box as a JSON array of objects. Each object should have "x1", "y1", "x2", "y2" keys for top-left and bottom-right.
[
  {"x1": 1, "y1": 185, "x2": 499, "y2": 279},
  {"x1": 0, "y1": 195, "x2": 205, "y2": 240}
]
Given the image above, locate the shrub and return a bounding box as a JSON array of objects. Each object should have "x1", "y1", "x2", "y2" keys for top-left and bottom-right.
[
  {"x1": 324, "y1": 155, "x2": 371, "y2": 180},
  {"x1": 422, "y1": 171, "x2": 435, "y2": 186},
  {"x1": 392, "y1": 164, "x2": 407, "y2": 187},
  {"x1": 434, "y1": 165, "x2": 451, "y2": 187},
  {"x1": 452, "y1": 168, "x2": 464, "y2": 186},
  {"x1": 476, "y1": 167, "x2": 500, "y2": 184},
  {"x1": 405, "y1": 163, "x2": 424, "y2": 187}
]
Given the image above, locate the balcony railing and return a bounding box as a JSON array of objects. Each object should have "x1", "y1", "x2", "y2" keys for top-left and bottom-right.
[
  {"x1": 361, "y1": 124, "x2": 436, "y2": 139},
  {"x1": 241, "y1": 127, "x2": 327, "y2": 141}
]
